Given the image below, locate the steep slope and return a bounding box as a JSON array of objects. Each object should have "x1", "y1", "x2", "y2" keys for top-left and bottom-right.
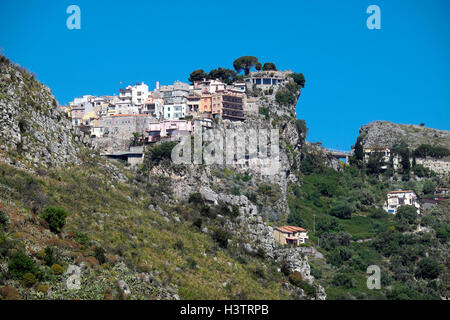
[{"x1": 0, "y1": 55, "x2": 90, "y2": 171}]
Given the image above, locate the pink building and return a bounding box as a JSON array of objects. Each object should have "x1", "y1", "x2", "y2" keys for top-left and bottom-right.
[{"x1": 146, "y1": 120, "x2": 193, "y2": 142}]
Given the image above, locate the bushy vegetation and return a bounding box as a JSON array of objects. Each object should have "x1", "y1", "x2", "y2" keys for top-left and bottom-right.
[
  {"x1": 41, "y1": 206, "x2": 68, "y2": 233},
  {"x1": 8, "y1": 252, "x2": 38, "y2": 279},
  {"x1": 414, "y1": 144, "x2": 450, "y2": 159},
  {"x1": 0, "y1": 158, "x2": 296, "y2": 300},
  {"x1": 145, "y1": 141, "x2": 178, "y2": 168},
  {"x1": 288, "y1": 143, "x2": 449, "y2": 300}
]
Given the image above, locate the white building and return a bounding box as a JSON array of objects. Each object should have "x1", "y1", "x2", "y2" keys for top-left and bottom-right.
[
  {"x1": 142, "y1": 96, "x2": 164, "y2": 118},
  {"x1": 164, "y1": 103, "x2": 186, "y2": 120},
  {"x1": 118, "y1": 82, "x2": 149, "y2": 107},
  {"x1": 383, "y1": 190, "x2": 421, "y2": 215},
  {"x1": 363, "y1": 147, "x2": 401, "y2": 170},
  {"x1": 72, "y1": 95, "x2": 94, "y2": 111},
  {"x1": 193, "y1": 79, "x2": 226, "y2": 94},
  {"x1": 159, "y1": 81, "x2": 190, "y2": 120}
]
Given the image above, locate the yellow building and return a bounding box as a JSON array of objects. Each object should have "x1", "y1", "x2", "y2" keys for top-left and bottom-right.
[{"x1": 273, "y1": 226, "x2": 308, "y2": 246}]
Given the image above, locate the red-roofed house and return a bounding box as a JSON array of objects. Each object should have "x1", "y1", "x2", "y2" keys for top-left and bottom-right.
[
  {"x1": 273, "y1": 225, "x2": 308, "y2": 246},
  {"x1": 383, "y1": 190, "x2": 420, "y2": 215}
]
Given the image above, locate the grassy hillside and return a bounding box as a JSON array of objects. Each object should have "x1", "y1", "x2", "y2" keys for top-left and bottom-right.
[{"x1": 0, "y1": 150, "x2": 301, "y2": 300}]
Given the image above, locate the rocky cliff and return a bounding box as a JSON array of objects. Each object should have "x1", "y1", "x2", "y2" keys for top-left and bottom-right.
[
  {"x1": 358, "y1": 121, "x2": 450, "y2": 149},
  {"x1": 0, "y1": 56, "x2": 91, "y2": 171},
  {"x1": 142, "y1": 75, "x2": 326, "y2": 299}
]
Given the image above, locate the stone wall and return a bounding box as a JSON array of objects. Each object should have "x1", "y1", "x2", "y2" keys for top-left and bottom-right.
[{"x1": 416, "y1": 157, "x2": 450, "y2": 175}]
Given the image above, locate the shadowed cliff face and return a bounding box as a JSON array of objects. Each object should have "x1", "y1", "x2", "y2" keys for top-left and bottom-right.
[{"x1": 0, "y1": 56, "x2": 90, "y2": 170}]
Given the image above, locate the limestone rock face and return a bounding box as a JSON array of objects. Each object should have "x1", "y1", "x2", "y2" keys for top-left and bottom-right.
[
  {"x1": 358, "y1": 121, "x2": 450, "y2": 149},
  {"x1": 358, "y1": 121, "x2": 450, "y2": 175},
  {"x1": 0, "y1": 58, "x2": 90, "y2": 170}
]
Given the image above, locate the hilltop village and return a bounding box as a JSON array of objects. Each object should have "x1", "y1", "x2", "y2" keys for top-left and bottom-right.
[{"x1": 63, "y1": 64, "x2": 297, "y2": 157}]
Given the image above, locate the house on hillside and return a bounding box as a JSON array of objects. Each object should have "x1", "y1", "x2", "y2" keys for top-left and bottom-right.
[
  {"x1": 273, "y1": 226, "x2": 308, "y2": 246},
  {"x1": 383, "y1": 190, "x2": 421, "y2": 215},
  {"x1": 435, "y1": 187, "x2": 449, "y2": 196}
]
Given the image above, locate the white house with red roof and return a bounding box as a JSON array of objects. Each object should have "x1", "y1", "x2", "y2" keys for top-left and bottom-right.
[
  {"x1": 383, "y1": 190, "x2": 421, "y2": 215},
  {"x1": 273, "y1": 225, "x2": 308, "y2": 246}
]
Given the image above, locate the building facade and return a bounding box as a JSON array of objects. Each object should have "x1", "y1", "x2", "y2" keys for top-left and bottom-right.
[
  {"x1": 273, "y1": 226, "x2": 308, "y2": 246},
  {"x1": 383, "y1": 190, "x2": 421, "y2": 215}
]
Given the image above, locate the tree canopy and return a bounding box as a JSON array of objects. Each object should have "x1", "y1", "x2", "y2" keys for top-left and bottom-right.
[
  {"x1": 262, "y1": 62, "x2": 277, "y2": 71},
  {"x1": 233, "y1": 56, "x2": 259, "y2": 75},
  {"x1": 290, "y1": 72, "x2": 306, "y2": 88},
  {"x1": 188, "y1": 69, "x2": 208, "y2": 84},
  {"x1": 208, "y1": 67, "x2": 237, "y2": 84}
]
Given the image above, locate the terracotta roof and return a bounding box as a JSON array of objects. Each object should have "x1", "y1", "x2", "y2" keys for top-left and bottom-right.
[
  {"x1": 388, "y1": 190, "x2": 415, "y2": 194},
  {"x1": 275, "y1": 225, "x2": 307, "y2": 234}
]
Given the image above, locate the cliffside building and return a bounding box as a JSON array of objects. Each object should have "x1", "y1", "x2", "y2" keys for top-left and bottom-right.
[{"x1": 273, "y1": 226, "x2": 308, "y2": 246}]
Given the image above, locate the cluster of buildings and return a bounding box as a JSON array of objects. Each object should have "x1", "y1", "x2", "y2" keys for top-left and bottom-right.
[
  {"x1": 65, "y1": 70, "x2": 295, "y2": 144},
  {"x1": 66, "y1": 78, "x2": 250, "y2": 142}
]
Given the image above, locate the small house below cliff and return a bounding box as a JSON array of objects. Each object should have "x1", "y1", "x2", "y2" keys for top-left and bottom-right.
[{"x1": 273, "y1": 225, "x2": 308, "y2": 246}]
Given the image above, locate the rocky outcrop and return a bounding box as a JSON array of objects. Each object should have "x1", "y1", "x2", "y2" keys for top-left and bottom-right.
[
  {"x1": 358, "y1": 121, "x2": 450, "y2": 149},
  {"x1": 198, "y1": 186, "x2": 326, "y2": 300},
  {"x1": 0, "y1": 57, "x2": 90, "y2": 170}
]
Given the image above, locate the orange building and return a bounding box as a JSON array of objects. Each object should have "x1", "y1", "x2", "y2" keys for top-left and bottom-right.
[{"x1": 200, "y1": 94, "x2": 212, "y2": 113}]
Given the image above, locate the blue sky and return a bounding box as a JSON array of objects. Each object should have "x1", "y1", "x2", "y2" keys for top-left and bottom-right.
[{"x1": 1, "y1": 0, "x2": 449, "y2": 150}]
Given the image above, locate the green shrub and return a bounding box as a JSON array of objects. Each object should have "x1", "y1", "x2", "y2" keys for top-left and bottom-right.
[
  {"x1": 94, "y1": 246, "x2": 107, "y2": 265},
  {"x1": 414, "y1": 144, "x2": 450, "y2": 159},
  {"x1": 174, "y1": 240, "x2": 185, "y2": 251},
  {"x1": 258, "y1": 107, "x2": 269, "y2": 120},
  {"x1": 300, "y1": 281, "x2": 316, "y2": 296},
  {"x1": 146, "y1": 141, "x2": 178, "y2": 168},
  {"x1": 288, "y1": 271, "x2": 303, "y2": 287},
  {"x1": 186, "y1": 257, "x2": 197, "y2": 269},
  {"x1": 289, "y1": 72, "x2": 306, "y2": 87},
  {"x1": 188, "y1": 193, "x2": 203, "y2": 206},
  {"x1": 332, "y1": 273, "x2": 355, "y2": 288},
  {"x1": 212, "y1": 228, "x2": 231, "y2": 248},
  {"x1": 415, "y1": 258, "x2": 440, "y2": 280},
  {"x1": 395, "y1": 205, "x2": 417, "y2": 225},
  {"x1": 0, "y1": 210, "x2": 9, "y2": 227},
  {"x1": 310, "y1": 264, "x2": 322, "y2": 279},
  {"x1": 193, "y1": 217, "x2": 203, "y2": 229},
  {"x1": 275, "y1": 88, "x2": 296, "y2": 106},
  {"x1": 74, "y1": 231, "x2": 89, "y2": 246},
  {"x1": 44, "y1": 246, "x2": 57, "y2": 267},
  {"x1": 22, "y1": 272, "x2": 37, "y2": 287},
  {"x1": 295, "y1": 119, "x2": 308, "y2": 137},
  {"x1": 42, "y1": 206, "x2": 68, "y2": 233},
  {"x1": 330, "y1": 201, "x2": 354, "y2": 219},
  {"x1": 8, "y1": 252, "x2": 38, "y2": 279},
  {"x1": 422, "y1": 180, "x2": 435, "y2": 195},
  {"x1": 50, "y1": 263, "x2": 64, "y2": 275}
]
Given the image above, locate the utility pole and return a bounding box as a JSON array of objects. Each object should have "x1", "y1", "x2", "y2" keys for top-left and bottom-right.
[{"x1": 313, "y1": 214, "x2": 315, "y2": 234}]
